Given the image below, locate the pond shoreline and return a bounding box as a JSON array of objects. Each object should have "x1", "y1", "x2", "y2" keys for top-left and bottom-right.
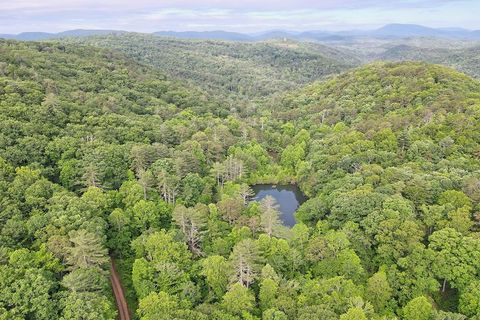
[{"x1": 250, "y1": 184, "x2": 307, "y2": 227}]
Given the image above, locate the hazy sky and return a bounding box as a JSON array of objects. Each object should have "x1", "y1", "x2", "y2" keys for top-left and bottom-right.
[{"x1": 1, "y1": 0, "x2": 479, "y2": 34}]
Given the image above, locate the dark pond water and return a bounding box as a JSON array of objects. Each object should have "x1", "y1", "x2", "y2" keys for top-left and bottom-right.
[{"x1": 251, "y1": 184, "x2": 307, "y2": 227}]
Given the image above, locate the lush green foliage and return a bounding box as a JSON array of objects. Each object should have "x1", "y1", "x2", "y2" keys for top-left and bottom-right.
[
  {"x1": 68, "y1": 34, "x2": 360, "y2": 101},
  {"x1": 378, "y1": 44, "x2": 480, "y2": 79},
  {"x1": 1, "y1": 37, "x2": 480, "y2": 320}
]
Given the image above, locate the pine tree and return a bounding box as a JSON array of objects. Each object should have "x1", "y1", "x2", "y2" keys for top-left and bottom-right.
[
  {"x1": 66, "y1": 230, "x2": 109, "y2": 270},
  {"x1": 260, "y1": 196, "x2": 283, "y2": 237},
  {"x1": 229, "y1": 239, "x2": 261, "y2": 288}
]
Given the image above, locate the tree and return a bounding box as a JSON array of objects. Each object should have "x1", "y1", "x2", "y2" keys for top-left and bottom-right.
[
  {"x1": 66, "y1": 230, "x2": 109, "y2": 270},
  {"x1": 429, "y1": 228, "x2": 480, "y2": 290},
  {"x1": 156, "y1": 169, "x2": 179, "y2": 204},
  {"x1": 329, "y1": 188, "x2": 384, "y2": 227},
  {"x1": 137, "y1": 291, "x2": 178, "y2": 320},
  {"x1": 82, "y1": 163, "x2": 101, "y2": 188},
  {"x1": 229, "y1": 239, "x2": 261, "y2": 288},
  {"x1": 256, "y1": 235, "x2": 296, "y2": 277},
  {"x1": 223, "y1": 156, "x2": 245, "y2": 182},
  {"x1": 131, "y1": 200, "x2": 169, "y2": 232},
  {"x1": 174, "y1": 141, "x2": 206, "y2": 176},
  {"x1": 280, "y1": 142, "x2": 305, "y2": 173},
  {"x1": 211, "y1": 162, "x2": 226, "y2": 186},
  {"x1": 221, "y1": 283, "x2": 255, "y2": 316},
  {"x1": 107, "y1": 208, "x2": 132, "y2": 255},
  {"x1": 131, "y1": 230, "x2": 191, "y2": 298},
  {"x1": 307, "y1": 229, "x2": 344, "y2": 257},
  {"x1": 200, "y1": 255, "x2": 231, "y2": 299},
  {"x1": 181, "y1": 173, "x2": 206, "y2": 206},
  {"x1": 130, "y1": 145, "x2": 153, "y2": 177},
  {"x1": 0, "y1": 249, "x2": 60, "y2": 320},
  {"x1": 263, "y1": 309, "x2": 288, "y2": 320},
  {"x1": 339, "y1": 307, "x2": 367, "y2": 320},
  {"x1": 217, "y1": 196, "x2": 244, "y2": 224},
  {"x1": 173, "y1": 205, "x2": 207, "y2": 256},
  {"x1": 62, "y1": 267, "x2": 109, "y2": 293},
  {"x1": 366, "y1": 269, "x2": 392, "y2": 313},
  {"x1": 296, "y1": 305, "x2": 337, "y2": 320},
  {"x1": 375, "y1": 218, "x2": 423, "y2": 265},
  {"x1": 61, "y1": 291, "x2": 116, "y2": 320},
  {"x1": 260, "y1": 196, "x2": 283, "y2": 237},
  {"x1": 47, "y1": 235, "x2": 71, "y2": 263},
  {"x1": 137, "y1": 169, "x2": 155, "y2": 200},
  {"x1": 238, "y1": 184, "x2": 254, "y2": 205},
  {"x1": 458, "y1": 281, "x2": 480, "y2": 317},
  {"x1": 306, "y1": 230, "x2": 364, "y2": 281},
  {"x1": 402, "y1": 296, "x2": 433, "y2": 320},
  {"x1": 434, "y1": 311, "x2": 467, "y2": 320},
  {"x1": 419, "y1": 204, "x2": 445, "y2": 235},
  {"x1": 131, "y1": 230, "x2": 191, "y2": 267},
  {"x1": 444, "y1": 206, "x2": 473, "y2": 234},
  {"x1": 298, "y1": 276, "x2": 361, "y2": 315},
  {"x1": 259, "y1": 278, "x2": 278, "y2": 311},
  {"x1": 131, "y1": 258, "x2": 155, "y2": 299},
  {"x1": 387, "y1": 246, "x2": 439, "y2": 306},
  {"x1": 463, "y1": 177, "x2": 480, "y2": 203},
  {"x1": 438, "y1": 190, "x2": 472, "y2": 210},
  {"x1": 373, "y1": 128, "x2": 398, "y2": 152},
  {"x1": 118, "y1": 180, "x2": 144, "y2": 208}
]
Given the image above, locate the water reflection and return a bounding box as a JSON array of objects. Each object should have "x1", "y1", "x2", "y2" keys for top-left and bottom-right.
[{"x1": 251, "y1": 184, "x2": 307, "y2": 227}]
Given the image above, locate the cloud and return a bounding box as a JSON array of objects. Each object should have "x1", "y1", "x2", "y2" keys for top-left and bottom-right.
[
  {"x1": 0, "y1": 0, "x2": 478, "y2": 33},
  {"x1": 0, "y1": 0, "x2": 464, "y2": 12}
]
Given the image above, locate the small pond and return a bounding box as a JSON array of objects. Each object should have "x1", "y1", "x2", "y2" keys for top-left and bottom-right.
[{"x1": 251, "y1": 184, "x2": 307, "y2": 227}]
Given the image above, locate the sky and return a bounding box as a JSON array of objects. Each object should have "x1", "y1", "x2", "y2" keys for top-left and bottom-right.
[{"x1": 0, "y1": 0, "x2": 479, "y2": 34}]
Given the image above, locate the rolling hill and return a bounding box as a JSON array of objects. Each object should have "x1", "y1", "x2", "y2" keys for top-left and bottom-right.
[
  {"x1": 370, "y1": 24, "x2": 480, "y2": 39},
  {"x1": 153, "y1": 30, "x2": 253, "y2": 41},
  {"x1": 0, "y1": 29, "x2": 124, "y2": 41},
  {"x1": 68, "y1": 33, "x2": 360, "y2": 100},
  {"x1": 378, "y1": 44, "x2": 480, "y2": 78},
  {"x1": 0, "y1": 38, "x2": 226, "y2": 170},
  {"x1": 276, "y1": 61, "x2": 480, "y2": 130},
  {"x1": 2, "y1": 24, "x2": 480, "y2": 42}
]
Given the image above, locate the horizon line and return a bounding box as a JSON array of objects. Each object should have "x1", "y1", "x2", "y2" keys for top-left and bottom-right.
[{"x1": 2, "y1": 23, "x2": 480, "y2": 36}]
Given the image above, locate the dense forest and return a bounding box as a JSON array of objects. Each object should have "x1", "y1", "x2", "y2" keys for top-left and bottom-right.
[
  {"x1": 1, "y1": 35, "x2": 480, "y2": 320},
  {"x1": 376, "y1": 44, "x2": 480, "y2": 78},
  {"x1": 67, "y1": 34, "x2": 360, "y2": 101}
]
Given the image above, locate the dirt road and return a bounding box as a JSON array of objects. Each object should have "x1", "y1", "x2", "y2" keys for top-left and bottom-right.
[{"x1": 110, "y1": 259, "x2": 131, "y2": 320}]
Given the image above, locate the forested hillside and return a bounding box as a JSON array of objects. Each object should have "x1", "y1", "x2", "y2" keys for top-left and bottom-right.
[
  {"x1": 377, "y1": 44, "x2": 480, "y2": 78},
  {"x1": 269, "y1": 62, "x2": 480, "y2": 318},
  {"x1": 0, "y1": 39, "x2": 245, "y2": 319},
  {"x1": 68, "y1": 34, "x2": 360, "y2": 100},
  {"x1": 1, "y1": 37, "x2": 480, "y2": 320}
]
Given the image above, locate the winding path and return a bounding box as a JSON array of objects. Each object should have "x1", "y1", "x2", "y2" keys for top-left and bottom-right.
[{"x1": 110, "y1": 259, "x2": 131, "y2": 320}]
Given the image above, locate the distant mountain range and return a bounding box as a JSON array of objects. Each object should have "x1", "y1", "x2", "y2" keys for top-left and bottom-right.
[
  {"x1": 1, "y1": 24, "x2": 480, "y2": 42},
  {"x1": 369, "y1": 24, "x2": 480, "y2": 38},
  {"x1": 0, "y1": 29, "x2": 125, "y2": 41},
  {"x1": 153, "y1": 30, "x2": 253, "y2": 41}
]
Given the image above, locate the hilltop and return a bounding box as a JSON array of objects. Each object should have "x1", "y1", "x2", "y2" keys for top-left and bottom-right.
[
  {"x1": 378, "y1": 45, "x2": 480, "y2": 78},
  {"x1": 277, "y1": 61, "x2": 480, "y2": 126}
]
